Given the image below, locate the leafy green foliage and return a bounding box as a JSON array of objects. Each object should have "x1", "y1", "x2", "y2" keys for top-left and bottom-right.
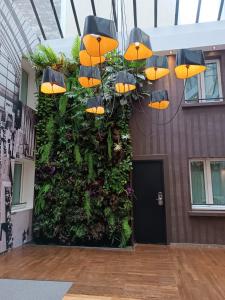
[
  {"x1": 59, "y1": 95, "x2": 68, "y2": 116},
  {"x1": 71, "y1": 36, "x2": 81, "y2": 61},
  {"x1": 30, "y1": 39, "x2": 149, "y2": 247},
  {"x1": 83, "y1": 191, "x2": 91, "y2": 220}
]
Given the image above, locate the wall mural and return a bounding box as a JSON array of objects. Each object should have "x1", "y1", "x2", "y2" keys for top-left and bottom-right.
[
  {"x1": 0, "y1": 81, "x2": 36, "y2": 253},
  {"x1": 0, "y1": 0, "x2": 38, "y2": 253}
]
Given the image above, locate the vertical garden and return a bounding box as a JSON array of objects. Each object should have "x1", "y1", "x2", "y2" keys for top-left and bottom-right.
[{"x1": 30, "y1": 39, "x2": 148, "y2": 247}]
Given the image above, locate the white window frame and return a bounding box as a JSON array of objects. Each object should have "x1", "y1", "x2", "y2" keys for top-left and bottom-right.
[
  {"x1": 12, "y1": 159, "x2": 35, "y2": 213},
  {"x1": 189, "y1": 158, "x2": 225, "y2": 210},
  {"x1": 185, "y1": 59, "x2": 223, "y2": 103},
  {"x1": 12, "y1": 161, "x2": 25, "y2": 209},
  {"x1": 19, "y1": 68, "x2": 29, "y2": 105}
]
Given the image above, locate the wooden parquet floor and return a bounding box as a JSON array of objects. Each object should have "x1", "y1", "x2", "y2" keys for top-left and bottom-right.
[{"x1": 0, "y1": 244, "x2": 225, "y2": 299}]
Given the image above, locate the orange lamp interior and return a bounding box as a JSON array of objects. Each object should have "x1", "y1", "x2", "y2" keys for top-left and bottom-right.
[
  {"x1": 41, "y1": 82, "x2": 66, "y2": 94},
  {"x1": 78, "y1": 77, "x2": 101, "y2": 88},
  {"x1": 86, "y1": 106, "x2": 105, "y2": 114},
  {"x1": 115, "y1": 83, "x2": 136, "y2": 94},
  {"x1": 79, "y1": 50, "x2": 105, "y2": 66},
  {"x1": 124, "y1": 43, "x2": 153, "y2": 61},
  {"x1": 145, "y1": 67, "x2": 170, "y2": 80},
  {"x1": 148, "y1": 100, "x2": 169, "y2": 110},
  {"x1": 83, "y1": 35, "x2": 118, "y2": 57},
  {"x1": 175, "y1": 64, "x2": 206, "y2": 79}
]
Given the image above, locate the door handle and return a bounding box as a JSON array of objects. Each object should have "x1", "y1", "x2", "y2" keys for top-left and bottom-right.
[{"x1": 156, "y1": 192, "x2": 164, "y2": 206}]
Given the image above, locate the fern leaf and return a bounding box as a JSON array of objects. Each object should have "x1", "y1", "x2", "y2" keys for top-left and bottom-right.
[
  {"x1": 59, "y1": 95, "x2": 68, "y2": 116},
  {"x1": 83, "y1": 191, "x2": 91, "y2": 220},
  {"x1": 71, "y1": 36, "x2": 81, "y2": 61},
  {"x1": 107, "y1": 127, "x2": 113, "y2": 160},
  {"x1": 74, "y1": 145, "x2": 82, "y2": 165}
]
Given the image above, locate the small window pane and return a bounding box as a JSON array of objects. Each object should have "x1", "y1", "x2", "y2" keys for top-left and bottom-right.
[
  {"x1": 210, "y1": 161, "x2": 225, "y2": 205},
  {"x1": 204, "y1": 62, "x2": 220, "y2": 100},
  {"x1": 185, "y1": 76, "x2": 199, "y2": 101},
  {"x1": 12, "y1": 163, "x2": 22, "y2": 205},
  {"x1": 20, "y1": 69, "x2": 28, "y2": 105},
  {"x1": 191, "y1": 161, "x2": 206, "y2": 204}
]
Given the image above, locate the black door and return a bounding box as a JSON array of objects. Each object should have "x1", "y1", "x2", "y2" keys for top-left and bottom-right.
[{"x1": 133, "y1": 160, "x2": 167, "y2": 244}]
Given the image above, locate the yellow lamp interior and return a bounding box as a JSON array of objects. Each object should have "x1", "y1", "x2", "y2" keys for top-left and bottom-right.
[
  {"x1": 78, "y1": 77, "x2": 101, "y2": 88},
  {"x1": 79, "y1": 50, "x2": 105, "y2": 66},
  {"x1": 124, "y1": 43, "x2": 153, "y2": 61},
  {"x1": 115, "y1": 83, "x2": 136, "y2": 94},
  {"x1": 86, "y1": 106, "x2": 105, "y2": 114},
  {"x1": 175, "y1": 64, "x2": 206, "y2": 79},
  {"x1": 148, "y1": 100, "x2": 169, "y2": 110},
  {"x1": 145, "y1": 67, "x2": 170, "y2": 80},
  {"x1": 83, "y1": 35, "x2": 118, "y2": 57},
  {"x1": 41, "y1": 82, "x2": 66, "y2": 94}
]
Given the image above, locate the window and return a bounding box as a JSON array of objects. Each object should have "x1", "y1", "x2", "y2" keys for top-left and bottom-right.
[
  {"x1": 11, "y1": 159, "x2": 35, "y2": 212},
  {"x1": 12, "y1": 162, "x2": 23, "y2": 206},
  {"x1": 190, "y1": 159, "x2": 225, "y2": 209},
  {"x1": 185, "y1": 60, "x2": 223, "y2": 103},
  {"x1": 20, "y1": 69, "x2": 28, "y2": 105}
]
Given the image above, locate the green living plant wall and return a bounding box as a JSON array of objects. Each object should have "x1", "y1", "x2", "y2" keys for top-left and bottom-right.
[{"x1": 29, "y1": 38, "x2": 150, "y2": 247}]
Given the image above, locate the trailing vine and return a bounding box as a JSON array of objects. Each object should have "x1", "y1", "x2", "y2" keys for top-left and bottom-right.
[{"x1": 29, "y1": 39, "x2": 150, "y2": 247}]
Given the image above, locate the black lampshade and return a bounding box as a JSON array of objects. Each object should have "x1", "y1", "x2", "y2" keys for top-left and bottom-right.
[
  {"x1": 83, "y1": 15, "x2": 118, "y2": 57},
  {"x1": 145, "y1": 55, "x2": 170, "y2": 80},
  {"x1": 175, "y1": 49, "x2": 206, "y2": 79},
  {"x1": 79, "y1": 41, "x2": 105, "y2": 66},
  {"x1": 124, "y1": 27, "x2": 153, "y2": 61},
  {"x1": 115, "y1": 71, "x2": 136, "y2": 94},
  {"x1": 78, "y1": 66, "x2": 101, "y2": 88},
  {"x1": 41, "y1": 67, "x2": 66, "y2": 94},
  {"x1": 86, "y1": 95, "x2": 104, "y2": 114},
  {"x1": 147, "y1": 90, "x2": 169, "y2": 110}
]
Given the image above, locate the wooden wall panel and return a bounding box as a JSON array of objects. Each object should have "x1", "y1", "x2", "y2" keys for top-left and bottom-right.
[{"x1": 130, "y1": 50, "x2": 225, "y2": 244}]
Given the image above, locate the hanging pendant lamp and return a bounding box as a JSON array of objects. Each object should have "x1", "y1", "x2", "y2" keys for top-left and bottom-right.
[
  {"x1": 124, "y1": 27, "x2": 153, "y2": 61},
  {"x1": 115, "y1": 71, "x2": 136, "y2": 94},
  {"x1": 79, "y1": 42, "x2": 105, "y2": 66},
  {"x1": 145, "y1": 55, "x2": 170, "y2": 80},
  {"x1": 175, "y1": 49, "x2": 206, "y2": 79},
  {"x1": 148, "y1": 90, "x2": 169, "y2": 110},
  {"x1": 78, "y1": 66, "x2": 101, "y2": 88},
  {"x1": 82, "y1": 15, "x2": 118, "y2": 57},
  {"x1": 41, "y1": 67, "x2": 66, "y2": 94},
  {"x1": 86, "y1": 95, "x2": 104, "y2": 114}
]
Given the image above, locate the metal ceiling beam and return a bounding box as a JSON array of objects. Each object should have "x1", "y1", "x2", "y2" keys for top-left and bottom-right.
[
  {"x1": 133, "y1": 0, "x2": 137, "y2": 27},
  {"x1": 112, "y1": 0, "x2": 118, "y2": 32},
  {"x1": 90, "y1": 0, "x2": 96, "y2": 16},
  {"x1": 50, "y1": 0, "x2": 63, "y2": 38},
  {"x1": 29, "y1": 0, "x2": 46, "y2": 40},
  {"x1": 218, "y1": 0, "x2": 224, "y2": 20},
  {"x1": 70, "y1": 0, "x2": 81, "y2": 36},
  {"x1": 196, "y1": 0, "x2": 202, "y2": 23},
  {"x1": 154, "y1": 0, "x2": 157, "y2": 28},
  {"x1": 174, "y1": 0, "x2": 179, "y2": 25}
]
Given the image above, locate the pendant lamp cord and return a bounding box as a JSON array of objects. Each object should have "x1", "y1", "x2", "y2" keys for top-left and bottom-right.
[
  {"x1": 154, "y1": 77, "x2": 187, "y2": 126},
  {"x1": 135, "y1": 70, "x2": 188, "y2": 130}
]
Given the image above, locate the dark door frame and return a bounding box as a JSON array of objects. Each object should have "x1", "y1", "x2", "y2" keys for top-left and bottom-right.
[{"x1": 132, "y1": 154, "x2": 171, "y2": 244}]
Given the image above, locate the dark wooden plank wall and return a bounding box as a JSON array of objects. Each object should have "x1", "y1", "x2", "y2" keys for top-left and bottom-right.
[{"x1": 130, "y1": 50, "x2": 225, "y2": 244}]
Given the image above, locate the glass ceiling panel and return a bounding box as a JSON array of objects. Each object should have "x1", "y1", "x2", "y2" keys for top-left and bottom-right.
[
  {"x1": 158, "y1": 0, "x2": 176, "y2": 27},
  {"x1": 199, "y1": 0, "x2": 221, "y2": 23},
  {"x1": 94, "y1": 0, "x2": 112, "y2": 20},
  {"x1": 178, "y1": 0, "x2": 199, "y2": 25},
  {"x1": 220, "y1": 5, "x2": 225, "y2": 20},
  {"x1": 117, "y1": 0, "x2": 133, "y2": 38},
  {"x1": 137, "y1": 0, "x2": 154, "y2": 29},
  {"x1": 74, "y1": 0, "x2": 93, "y2": 35}
]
